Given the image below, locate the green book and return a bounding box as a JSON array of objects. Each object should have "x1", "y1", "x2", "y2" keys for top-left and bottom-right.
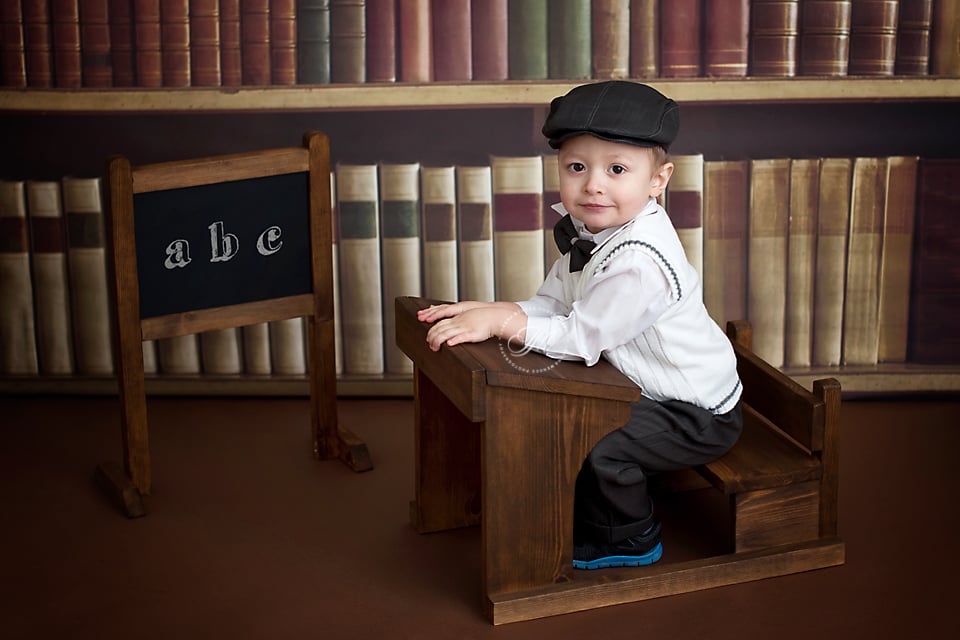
[
  {"x1": 508, "y1": 0, "x2": 548, "y2": 80},
  {"x1": 548, "y1": 0, "x2": 591, "y2": 79},
  {"x1": 298, "y1": 0, "x2": 332, "y2": 84}
]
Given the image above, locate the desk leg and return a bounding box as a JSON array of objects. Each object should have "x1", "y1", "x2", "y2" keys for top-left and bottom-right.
[{"x1": 410, "y1": 367, "x2": 481, "y2": 533}]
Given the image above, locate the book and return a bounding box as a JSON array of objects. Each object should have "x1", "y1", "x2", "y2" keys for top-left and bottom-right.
[
  {"x1": 398, "y1": 0, "x2": 432, "y2": 82},
  {"x1": 26, "y1": 180, "x2": 74, "y2": 375},
  {"x1": 592, "y1": 0, "x2": 629, "y2": 79},
  {"x1": 799, "y1": 0, "x2": 852, "y2": 76},
  {"x1": 421, "y1": 166, "x2": 458, "y2": 302},
  {"x1": 541, "y1": 153, "x2": 563, "y2": 271},
  {"x1": 702, "y1": 159, "x2": 749, "y2": 328},
  {"x1": 877, "y1": 155, "x2": 918, "y2": 362},
  {"x1": 200, "y1": 328, "x2": 243, "y2": 374},
  {"x1": 158, "y1": 334, "x2": 201, "y2": 373},
  {"x1": 703, "y1": 0, "x2": 751, "y2": 77},
  {"x1": 61, "y1": 176, "x2": 113, "y2": 376},
  {"x1": 491, "y1": 155, "x2": 544, "y2": 302},
  {"x1": 243, "y1": 323, "x2": 272, "y2": 373},
  {"x1": 471, "y1": 0, "x2": 507, "y2": 80},
  {"x1": 667, "y1": 154, "x2": 705, "y2": 286},
  {"x1": 750, "y1": 0, "x2": 800, "y2": 76},
  {"x1": 379, "y1": 162, "x2": 422, "y2": 375},
  {"x1": 0, "y1": 0, "x2": 26, "y2": 87},
  {"x1": 190, "y1": 0, "x2": 222, "y2": 86},
  {"x1": 270, "y1": 0, "x2": 297, "y2": 84},
  {"x1": 547, "y1": 0, "x2": 590, "y2": 80},
  {"x1": 270, "y1": 317, "x2": 306, "y2": 374},
  {"x1": 52, "y1": 0, "x2": 83, "y2": 87},
  {"x1": 22, "y1": 0, "x2": 54, "y2": 87},
  {"x1": 908, "y1": 158, "x2": 960, "y2": 363},
  {"x1": 931, "y1": 0, "x2": 960, "y2": 75},
  {"x1": 747, "y1": 158, "x2": 790, "y2": 368},
  {"x1": 298, "y1": 0, "x2": 331, "y2": 83},
  {"x1": 160, "y1": 0, "x2": 191, "y2": 86},
  {"x1": 629, "y1": 0, "x2": 658, "y2": 77},
  {"x1": 784, "y1": 158, "x2": 820, "y2": 368},
  {"x1": 134, "y1": 0, "x2": 163, "y2": 86},
  {"x1": 80, "y1": 0, "x2": 113, "y2": 86},
  {"x1": 331, "y1": 172, "x2": 343, "y2": 374},
  {"x1": 812, "y1": 157, "x2": 852, "y2": 367},
  {"x1": 895, "y1": 0, "x2": 932, "y2": 74},
  {"x1": 456, "y1": 165, "x2": 495, "y2": 302},
  {"x1": 241, "y1": 0, "x2": 271, "y2": 84},
  {"x1": 0, "y1": 180, "x2": 39, "y2": 374},
  {"x1": 336, "y1": 164, "x2": 383, "y2": 374},
  {"x1": 109, "y1": 0, "x2": 137, "y2": 85},
  {"x1": 220, "y1": 0, "x2": 242, "y2": 85},
  {"x1": 660, "y1": 0, "x2": 702, "y2": 77},
  {"x1": 330, "y1": 0, "x2": 365, "y2": 83},
  {"x1": 507, "y1": 0, "x2": 548, "y2": 80},
  {"x1": 142, "y1": 339, "x2": 158, "y2": 374},
  {"x1": 847, "y1": 0, "x2": 899, "y2": 76},
  {"x1": 365, "y1": 0, "x2": 394, "y2": 81},
  {"x1": 432, "y1": 0, "x2": 472, "y2": 81}
]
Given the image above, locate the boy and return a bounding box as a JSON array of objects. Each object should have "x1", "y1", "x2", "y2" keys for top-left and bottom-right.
[{"x1": 418, "y1": 81, "x2": 743, "y2": 570}]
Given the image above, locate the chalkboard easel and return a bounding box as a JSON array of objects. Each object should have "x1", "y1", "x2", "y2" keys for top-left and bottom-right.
[{"x1": 95, "y1": 132, "x2": 372, "y2": 518}]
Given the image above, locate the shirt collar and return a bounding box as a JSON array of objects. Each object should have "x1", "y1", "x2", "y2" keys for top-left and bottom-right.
[{"x1": 550, "y1": 198, "x2": 659, "y2": 252}]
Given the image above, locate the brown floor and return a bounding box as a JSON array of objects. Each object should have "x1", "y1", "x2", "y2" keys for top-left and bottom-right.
[{"x1": 1, "y1": 393, "x2": 957, "y2": 639}]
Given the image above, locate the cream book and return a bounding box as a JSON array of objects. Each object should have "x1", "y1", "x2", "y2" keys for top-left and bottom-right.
[
  {"x1": 702, "y1": 159, "x2": 749, "y2": 328},
  {"x1": 542, "y1": 153, "x2": 563, "y2": 271},
  {"x1": 331, "y1": 172, "x2": 343, "y2": 375},
  {"x1": 243, "y1": 323, "x2": 272, "y2": 374},
  {"x1": 270, "y1": 317, "x2": 307, "y2": 374},
  {"x1": 200, "y1": 328, "x2": 243, "y2": 374},
  {"x1": 157, "y1": 334, "x2": 201, "y2": 374},
  {"x1": 456, "y1": 165, "x2": 495, "y2": 302},
  {"x1": 491, "y1": 155, "x2": 544, "y2": 302},
  {"x1": 784, "y1": 159, "x2": 820, "y2": 368},
  {"x1": 421, "y1": 166, "x2": 458, "y2": 302},
  {"x1": 668, "y1": 153, "x2": 705, "y2": 286},
  {"x1": 0, "y1": 179, "x2": 39, "y2": 374}
]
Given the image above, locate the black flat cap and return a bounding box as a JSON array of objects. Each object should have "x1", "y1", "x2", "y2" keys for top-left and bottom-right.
[{"x1": 542, "y1": 81, "x2": 679, "y2": 150}]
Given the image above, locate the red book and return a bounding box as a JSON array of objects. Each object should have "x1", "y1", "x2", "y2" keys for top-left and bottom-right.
[
  {"x1": 399, "y1": 0, "x2": 431, "y2": 82},
  {"x1": 270, "y1": 0, "x2": 296, "y2": 84},
  {"x1": 220, "y1": 0, "x2": 242, "y2": 85},
  {"x1": 750, "y1": 0, "x2": 799, "y2": 76},
  {"x1": 704, "y1": 0, "x2": 750, "y2": 76},
  {"x1": 799, "y1": 0, "x2": 852, "y2": 76},
  {"x1": 0, "y1": 0, "x2": 26, "y2": 87},
  {"x1": 22, "y1": 0, "x2": 54, "y2": 87},
  {"x1": 79, "y1": 0, "x2": 113, "y2": 86},
  {"x1": 366, "y1": 0, "x2": 396, "y2": 82},
  {"x1": 190, "y1": 0, "x2": 221, "y2": 85},
  {"x1": 160, "y1": 0, "x2": 190, "y2": 86},
  {"x1": 848, "y1": 0, "x2": 899, "y2": 75},
  {"x1": 52, "y1": 0, "x2": 83, "y2": 87},
  {"x1": 432, "y1": 0, "x2": 471, "y2": 81},
  {"x1": 660, "y1": 0, "x2": 702, "y2": 77},
  {"x1": 241, "y1": 0, "x2": 271, "y2": 84},
  {"x1": 895, "y1": 0, "x2": 933, "y2": 75},
  {"x1": 108, "y1": 0, "x2": 136, "y2": 85},
  {"x1": 134, "y1": 0, "x2": 162, "y2": 86},
  {"x1": 471, "y1": 0, "x2": 507, "y2": 80}
]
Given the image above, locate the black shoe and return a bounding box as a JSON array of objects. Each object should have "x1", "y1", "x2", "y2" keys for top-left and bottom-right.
[{"x1": 572, "y1": 521, "x2": 663, "y2": 570}]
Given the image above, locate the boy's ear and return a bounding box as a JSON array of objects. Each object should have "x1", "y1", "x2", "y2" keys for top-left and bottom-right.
[{"x1": 650, "y1": 161, "x2": 674, "y2": 197}]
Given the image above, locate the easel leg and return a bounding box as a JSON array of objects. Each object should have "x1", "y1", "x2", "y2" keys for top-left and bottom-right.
[{"x1": 93, "y1": 461, "x2": 146, "y2": 518}]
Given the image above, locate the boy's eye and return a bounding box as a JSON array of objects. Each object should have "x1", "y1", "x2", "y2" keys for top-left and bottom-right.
[
  {"x1": 568, "y1": 162, "x2": 585, "y2": 172},
  {"x1": 610, "y1": 165, "x2": 626, "y2": 175}
]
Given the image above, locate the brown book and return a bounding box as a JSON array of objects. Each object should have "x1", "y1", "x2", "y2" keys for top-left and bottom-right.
[
  {"x1": 704, "y1": 0, "x2": 750, "y2": 77},
  {"x1": 330, "y1": 0, "x2": 365, "y2": 83},
  {"x1": 109, "y1": 0, "x2": 136, "y2": 85},
  {"x1": 895, "y1": 0, "x2": 932, "y2": 75},
  {"x1": 241, "y1": 0, "x2": 271, "y2": 84},
  {"x1": 908, "y1": 158, "x2": 960, "y2": 363},
  {"x1": 79, "y1": 0, "x2": 112, "y2": 86},
  {"x1": 931, "y1": 0, "x2": 960, "y2": 75},
  {"x1": 220, "y1": 0, "x2": 242, "y2": 85},
  {"x1": 399, "y1": 0, "x2": 432, "y2": 82},
  {"x1": 432, "y1": 0, "x2": 471, "y2": 81},
  {"x1": 1, "y1": 0, "x2": 27, "y2": 87},
  {"x1": 630, "y1": 0, "x2": 658, "y2": 77},
  {"x1": 593, "y1": 0, "x2": 630, "y2": 79},
  {"x1": 23, "y1": 0, "x2": 54, "y2": 87},
  {"x1": 190, "y1": 0, "x2": 222, "y2": 85},
  {"x1": 799, "y1": 0, "x2": 852, "y2": 76},
  {"x1": 848, "y1": 0, "x2": 899, "y2": 76},
  {"x1": 660, "y1": 0, "x2": 702, "y2": 77},
  {"x1": 471, "y1": 0, "x2": 506, "y2": 80},
  {"x1": 366, "y1": 0, "x2": 395, "y2": 82},
  {"x1": 877, "y1": 156, "x2": 918, "y2": 362},
  {"x1": 270, "y1": 0, "x2": 296, "y2": 83},
  {"x1": 134, "y1": 0, "x2": 162, "y2": 86},
  {"x1": 52, "y1": 0, "x2": 83, "y2": 87},
  {"x1": 703, "y1": 159, "x2": 749, "y2": 329},
  {"x1": 750, "y1": 0, "x2": 800, "y2": 77},
  {"x1": 160, "y1": 0, "x2": 190, "y2": 86}
]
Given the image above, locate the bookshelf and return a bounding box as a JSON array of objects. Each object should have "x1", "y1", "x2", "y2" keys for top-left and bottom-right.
[{"x1": 2, "y1": 78, "x2": 960, "y2": 397}]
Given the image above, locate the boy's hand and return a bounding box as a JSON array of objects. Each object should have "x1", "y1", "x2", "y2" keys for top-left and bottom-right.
[{"x1": 419, "y1": 302, "x2": 527, "y2": 352}]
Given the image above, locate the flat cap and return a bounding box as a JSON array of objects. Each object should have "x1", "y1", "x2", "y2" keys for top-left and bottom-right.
[{"x1": 542, "y1": 81, "x2": 680, "y2": 150}]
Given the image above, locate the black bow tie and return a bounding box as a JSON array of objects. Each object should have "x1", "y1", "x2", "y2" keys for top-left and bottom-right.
[{"x1": 554, "y1": 214, "x2": 596, "y2": 272}]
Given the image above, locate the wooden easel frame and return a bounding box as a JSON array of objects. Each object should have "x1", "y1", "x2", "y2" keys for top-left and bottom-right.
[{"x1": 95, "y1": 132, "x2": 371, "y2": 518}]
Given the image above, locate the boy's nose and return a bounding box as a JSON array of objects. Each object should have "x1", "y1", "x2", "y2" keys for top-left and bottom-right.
[{"x1": 584, "y1": 171, "x2": 605, "y2": 193}]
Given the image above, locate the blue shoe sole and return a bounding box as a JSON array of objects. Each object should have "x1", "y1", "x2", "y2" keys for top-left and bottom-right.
[{"x1": 572, "y1": 542, "x2": 663, "y2": 570}]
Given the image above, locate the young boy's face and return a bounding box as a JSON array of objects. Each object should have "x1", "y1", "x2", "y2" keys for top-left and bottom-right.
[{"x1": 557, "y1": 134, "x2": 673, "y2": 234}]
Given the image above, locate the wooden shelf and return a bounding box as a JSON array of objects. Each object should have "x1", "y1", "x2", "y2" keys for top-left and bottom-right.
[{"x1": 2, "y1": 77, "x2": 959, "y2": 113}]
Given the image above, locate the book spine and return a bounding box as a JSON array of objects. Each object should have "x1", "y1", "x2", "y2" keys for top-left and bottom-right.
[
  {"x1": 541, "y1": 153, "x2": 562, "y2": 271},
  {"x1": 507, "y1": 0, "x2": 547, "y2": 80},
  {"x1": 79, "y1": 0, "x2": 113, "y2": 86},
  {"x1": 0, "y1": 180, "x2": 39, "y2": 374},
  {"x1": 592, "y1": 0, "x2": 629, "y2": 79},
  {"x1": 62, "y1": 176, "x2": 113, "y2": 376},
  {"x1": 336, "y1": 164, "x2": 383, "y2": 374},
  {"x1": 364, "y1": 0, "x2": 394, "y2": 81},
  {"x1": 270, "y1": 0, "x2": 297, "y2": 84},
  {"x1": 799, "y1": 0, "x2": 852, "y2": 76},
  {"x1": 190, "y1": 0, "x2": 222, "y2": 86},
  {"x1": 160, "y1": 0, "x2": 190, "y2": 86},
  {"x1": 660, "y1": 0, "x2": 702, "y2": 77},
  {"x1": 26, "y1": 180, "x2": 75, "y2": 375},
  {"x1": 330, "y1": 0, "x2": 365, "y2": 83},
  {"x1": 432, "y1": 0, "x2": 471, "y2": 81},
  {"x1": 242, "y1": 323, "x2": 272, "y2": 373},
  {"x1": 330, "y1": 172, "x2": 343, "y2": 374},
  {"x1": 52, "y1": 0, "x2": 83, "y2": 87},
  {"x1": 142, "y1": 339, "x2": 158, "y2": 373},
  {"x1": 784, "y1": 158, "x2": 820, "y2": 368},
  {"x1": 298, "y1": 0, "x2": 331, "y2": 83},
  {"x1": 629, "y1": 0, "x2": 658, "y2": 77},
  {"x1": 547, "y1": 0, "x2": 590, "y2": 80},
  {"x1": 269, "y1": 317, "x2": 307, "y2": 374},
  {"x1": 812, "y1": 157, "x2": 852, "y2": 366},
  {"x1": 109, "y1": 0, "x2": 137, "y2": 86},
  {"x1": 702, "y1": 160, "x2": 749, "y2": 328},
  {"x1": 471, "y1": 0, "x2": 507, "y2": 80},
  {"x1": 456, "y1": 165, "x2": 495, "y2": 302},
  {"x1": 0, "y1": 0, "x2": 26, "y2": 87},
  {"x1": 895, "y1": 0, "x2": 932, "y2": 75},
  {"x1": 134, "y1": 0, "x2": 163, "y2": 86},
  {"x1": 703, "y1": 0, "x2": 750, "y2": 77},
  {"x1": 491, "y1": 155, "x2": 544, "y2": 302},
  {"x1": 421, "y1": 166, "x2": 459, "y2": 302},
  {"x1": 931, "y1": 0, "x2": 960, "y2": 75},
  {"x1": 241, "y1": 0, "x2": 271, "y2": 84},
  {"x1": 750, "y1": 0, "x2": 800, "y2": 77},
  {"x1": 847, "y1": 0, "x2": 899, "y2": 76},
  {"x1": 877, "y1": 155, "x2": 918, "y2": 362},
  {"x1": 667, "y1": 154, "x2": 705, "y2": 286},
  {"x1": 158, "y1": 333, "x2": 201, "y2": 373},
  {"x1": 398, "y1": 0, "x2": 432, "y2": 82},
  {"x1": 22, "y1": 0, "x2": 55, "y2": 87},
  {"x1": 200, "y1": 327, "x2": 243, "y2": 374},
  {"x1": 220, "y1": 0, "x2": 242, "y2": 85}
]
